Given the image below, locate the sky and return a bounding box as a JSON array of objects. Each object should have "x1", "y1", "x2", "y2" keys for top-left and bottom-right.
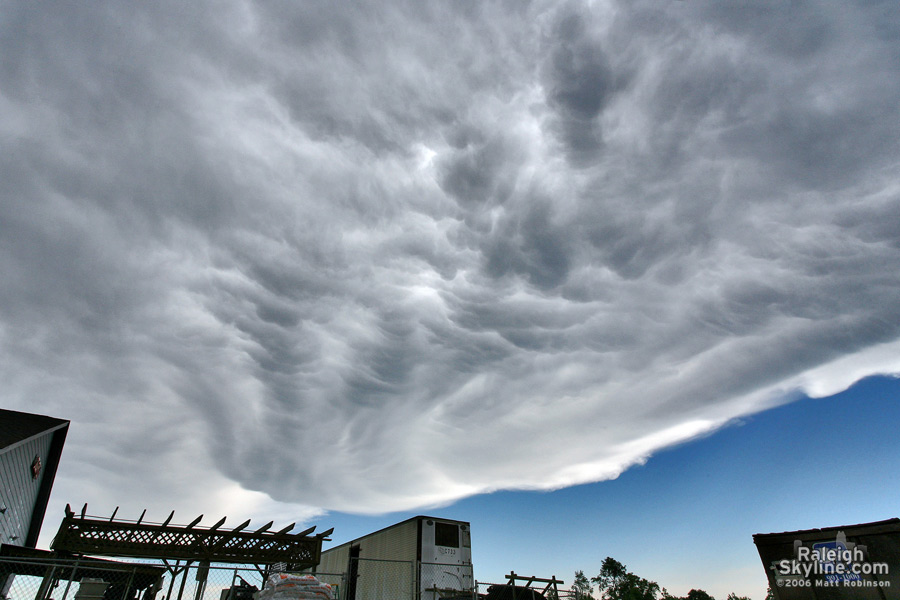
[{"x1": 2, "y1": 0, "x2": 899, "y2": 598}]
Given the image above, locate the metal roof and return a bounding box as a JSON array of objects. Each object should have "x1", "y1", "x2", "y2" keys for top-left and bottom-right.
[
  {"x1": 753, "y1": 517, "x2": 900, "y2": 541},
  {"x1": 0, "y1": 408, "x2": 69, "y2": 451}
]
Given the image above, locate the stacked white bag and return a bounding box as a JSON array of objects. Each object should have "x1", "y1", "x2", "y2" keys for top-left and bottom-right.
[{"x1": 257, "y1": 574, "x2": 335, "y2": 600}]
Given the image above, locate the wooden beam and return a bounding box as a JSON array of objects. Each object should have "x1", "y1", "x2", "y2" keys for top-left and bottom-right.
[
  {"x1": 233, "y1": 519, "x2": 251, "y2": 533},
  {"x1": 275, "y1": 523, "x2": 295, "y2": 535},
  {"x1": 254, "y1": 521, "x2": 273, "y2": 535},
  {"x1": 186, "y1": 515, "x2": 204, "y2": 529}
]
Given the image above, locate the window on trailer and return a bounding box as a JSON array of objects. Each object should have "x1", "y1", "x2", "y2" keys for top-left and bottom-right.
[{"x1": 434, "y1": 522, "x2": 459, "y2": 548}]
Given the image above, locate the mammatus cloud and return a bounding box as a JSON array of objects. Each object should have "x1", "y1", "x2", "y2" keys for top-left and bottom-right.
[{"x1": 2, "y1": 0, "x2": 899, "y2": 520}]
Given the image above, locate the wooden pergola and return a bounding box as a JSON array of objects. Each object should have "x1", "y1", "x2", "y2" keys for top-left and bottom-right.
[
  {"x1": 48, "y1": 505, "x2": 333, "y2": 600},
  {"x1": 52, "y1": 505, "x2": 332, "y2": 567}
]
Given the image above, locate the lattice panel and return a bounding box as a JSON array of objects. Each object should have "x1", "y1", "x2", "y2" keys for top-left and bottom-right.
[{"x1": 51, "y1": 509, "x2": 326, "y2": 566}]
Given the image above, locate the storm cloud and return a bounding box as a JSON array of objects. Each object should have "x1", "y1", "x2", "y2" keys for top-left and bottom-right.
[{"x1": 2, "y1": 0, "x2": 899, "y2": 519}]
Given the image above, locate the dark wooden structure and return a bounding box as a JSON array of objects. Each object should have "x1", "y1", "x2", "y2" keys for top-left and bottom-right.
[
  {"x1": 483, "y1": 572, "x2": 564, "y2": 600},
  {"x1": 42, "y1": 506, "x2": 334, "y2": 600}
]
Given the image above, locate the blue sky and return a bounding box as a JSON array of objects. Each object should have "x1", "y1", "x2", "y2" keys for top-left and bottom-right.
[
  {"x1": 5, "y1": 3, "x2": 900, "y2": 600},
  {"x1": 308, "y1": 375, "x2": 900, "y2": 599}
]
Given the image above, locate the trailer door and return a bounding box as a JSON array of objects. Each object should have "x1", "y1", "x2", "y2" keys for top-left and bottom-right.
[{"x1": 419, "y1": 520, "x2": 473, "y2": 600}]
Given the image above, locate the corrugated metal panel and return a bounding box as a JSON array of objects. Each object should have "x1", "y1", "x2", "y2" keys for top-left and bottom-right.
[
  {"x1": 317, "y1": 544, "x2": 350, "y2": 574},
  {"x1": 0, "y1": 431, "x2": 54, "y2": 545},
  {"x1": 320, "y1": 517, "x2": 421, "y2": 563},
  {"x1": 357, "y1": 518, "x2": 418, "y2": 562},
  {"x1": 314, "y1": 517, "x2": 473, "y2": 600}
]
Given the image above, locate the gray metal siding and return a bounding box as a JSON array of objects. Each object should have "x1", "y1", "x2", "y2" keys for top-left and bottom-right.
[
  {"x1": 313, "y1": 517, "x2": 473, "y2": 600},
  {"x1": 356, "y1": 518, "x2": 418, "y2": 562},
  {"x1": 0, "y1": 431, "x2": 54, "y2": 546},
  {"x1": 316, "y1": 544, "x2": 350, "y2": 574},
  {"x1": 319, "y1": 517, "x2": 420, "y2": 564}
]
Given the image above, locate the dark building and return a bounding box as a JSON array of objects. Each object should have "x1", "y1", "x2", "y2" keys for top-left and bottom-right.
[
  {"x1": 754, "y1": 518, "x2": 900, "y2": 599},
  {"x1": 0, "y1": 409, "x2": 69, "y2": 548}
]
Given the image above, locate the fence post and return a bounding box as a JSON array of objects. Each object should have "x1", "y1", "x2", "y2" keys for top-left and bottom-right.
[
  {"x1": 175, "y1": 562, "x2": 194, "y2": 600},
  {"x1": 224, "y1": 568, "x2": 238, "y2": 600},
  {"x1": 34, "y1": 564, "x2": 58, "y2": 600},
  {"x1": 59, "y1": 557, "x2": 82, "y2": 600},
  {"x1": 164, "y1": 560, "x2": 181, "y2": 600},
  {"x1": 193, "y1": 562, "x2": 209, "y2": 600},
  {"x1": 123, "y1": 564, "x2": 137, "y2": 600}
]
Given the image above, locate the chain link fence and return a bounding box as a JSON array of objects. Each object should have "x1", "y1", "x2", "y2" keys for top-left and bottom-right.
[
  {"x1": 4, "y1": 556, "x2": 565, "y2": 600},
  {"x1": 312, "y1": 559, "x2": 475, "y2": 600},
  {"x1": 0, "y1": 557, "x2": 427, "y2": 600},
  {"x1": 420, "y1": 563, "x2": 473, "y2": 600},
  {"x1": 2, "y1": 556, "x2": 162, "y2": 600},
  {"x1": 0, "y1": 557, "x2": 288, "y2": 600},
  {"x1": 341, "y1": 558, "x2": 413, "y2": 600}
]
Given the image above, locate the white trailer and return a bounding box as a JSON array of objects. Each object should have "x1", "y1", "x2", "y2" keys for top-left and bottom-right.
[{"x1": 312, "y1": 516, "x2": 473, "y2": 600}]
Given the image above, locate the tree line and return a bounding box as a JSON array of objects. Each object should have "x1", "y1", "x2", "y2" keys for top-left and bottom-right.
[{"x1": 568, "y1": 557, "x2": 775, "y2": 600}]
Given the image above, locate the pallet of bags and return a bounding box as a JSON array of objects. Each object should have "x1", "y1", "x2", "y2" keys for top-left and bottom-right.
[{"x1": 257, "y1": 573, "x2": 334, "y2": 600}]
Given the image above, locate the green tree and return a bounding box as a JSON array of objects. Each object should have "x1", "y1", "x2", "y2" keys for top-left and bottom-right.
[
  {"x1": 573, "y1": 570, "x2": 595, "y2": 600},
  {"x1": 591, "y1": 557, "x2": 626, "y2": 597},
  {"x1": 725, "y1": 594, "x2": 751, "y2": 600},
  {"x1": 591, "y1": 557, "x2": 661, "y2": 600},
  {"x1": 685, "y1": 591, "x2": 714, "y2": 600}
]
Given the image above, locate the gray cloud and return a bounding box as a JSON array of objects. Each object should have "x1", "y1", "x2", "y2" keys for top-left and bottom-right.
[
  {"x1": 2, "y1": 0, "x2": 900, "y2": 518},
  {"x1": 541, "y1": 3, "x2": 621, "y2": 165}
]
